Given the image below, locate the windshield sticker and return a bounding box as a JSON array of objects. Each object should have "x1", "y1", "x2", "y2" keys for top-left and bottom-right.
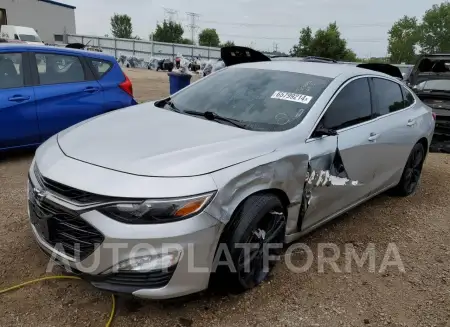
[{"x1": 271, "y1": 91, "x2": 312, "y2": 104}]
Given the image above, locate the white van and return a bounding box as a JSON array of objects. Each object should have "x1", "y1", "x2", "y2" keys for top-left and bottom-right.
[{"x1": 0, "y1": 25, "x2": 43, "y2": 44}]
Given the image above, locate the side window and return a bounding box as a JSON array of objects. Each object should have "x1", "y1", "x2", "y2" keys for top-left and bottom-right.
[
  {"x1": 372, "y1": 78, "x2": 405, "y2": 115},
  {"x1": 321, "y1": 78, "x2": 372, "y2": 130},
  {"x1": 35, "y1": 53, "x2": 86, "y2": 85},
  {"x1": 0, "y1": 52, "x2": 23, "y2": 89},
  {"x1": 86, "y1": 58, "x2": 112, "y2": 78},
  {"x1": 401, "y1": 87, "x2": 415, "y2": 107}
]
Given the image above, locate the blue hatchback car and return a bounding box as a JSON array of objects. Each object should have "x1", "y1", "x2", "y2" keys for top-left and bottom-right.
[{"x1": 0, "y1": 44, "x2": 137, "y2": 150}]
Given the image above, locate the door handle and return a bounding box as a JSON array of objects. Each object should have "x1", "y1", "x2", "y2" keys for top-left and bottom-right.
[
  {"x1": 368, "y1": 132, "x2": 380, "y2": 142},
  {"x1": 407, "y1": 119, "x2": 416, "y2": 127},
  {"x1": 8, "y1": 95, "x2": 30, "y2": 102},
  {"x1": 83, "y1": 87, "x2": 99, "y2": 93}
]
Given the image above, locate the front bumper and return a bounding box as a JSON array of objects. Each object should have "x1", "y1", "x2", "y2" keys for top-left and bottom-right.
[{"x1": 28, "y1": 157, "x2": 223, "y2": 299}]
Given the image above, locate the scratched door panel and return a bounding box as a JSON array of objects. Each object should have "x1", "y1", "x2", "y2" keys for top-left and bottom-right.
[{"x1": 333, "y1": 125, "x2": 379, "y2": 205}]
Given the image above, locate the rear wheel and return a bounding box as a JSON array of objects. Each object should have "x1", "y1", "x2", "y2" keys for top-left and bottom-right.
[
  {"x1": 213, "y1": 194, "x2": 286, "y2": 293},
  {"x1": 390, "y1": 143, "x2": 425, "y2": 196}
]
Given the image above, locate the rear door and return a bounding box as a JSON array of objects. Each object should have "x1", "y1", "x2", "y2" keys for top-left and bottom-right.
[
  {"x1": 31, "y1": 51, "x2": 105, "y2": 140},
  {"x1": 367, "y1": 77, "x2": 421, "y2": 194},
  {"x1": 301, "y1": 77, "x2": 379, "y2": 230},
  {"x1": 0, "y1": 51, "x2": 40, "y2": 149}
]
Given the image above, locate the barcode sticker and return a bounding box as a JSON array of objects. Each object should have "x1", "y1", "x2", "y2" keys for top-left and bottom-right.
[{"x1": 270, "y1": 91, "x2": 312, "y2": 104}]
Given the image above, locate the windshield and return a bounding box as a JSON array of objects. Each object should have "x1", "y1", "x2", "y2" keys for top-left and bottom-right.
[
  {"x1": 19, "y1": 34, "x2": 41, "y2": 42},
  {"x1": 170, "y1": 67, "x2": 332, "y2": 131},
  {"x1": 416, "y1": 79, "x2": 450, "y2": 92}
]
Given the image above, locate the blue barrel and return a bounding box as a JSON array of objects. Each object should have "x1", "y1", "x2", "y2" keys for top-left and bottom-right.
[{"x1": 168, "y1": 72, "x2": 192, "y2": 95}]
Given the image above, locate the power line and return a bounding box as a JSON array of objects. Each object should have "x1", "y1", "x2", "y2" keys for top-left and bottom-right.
[
  {"x1": 195, "y1": 19, "x2": 392, "y2": 29},
  {"x1": 216, "y1": 32, "x2": 386, "y2": 43},
  {"x1": 163, "y1": 8, "x2": 178, "y2": 22},
  {"x1": 186, "y1": 12, "x2": 200, "y2": 44}
]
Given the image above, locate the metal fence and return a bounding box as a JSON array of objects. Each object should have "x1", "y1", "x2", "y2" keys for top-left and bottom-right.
[{"x1": 66, "y1": 34, "x2": 222, "y2": 61}]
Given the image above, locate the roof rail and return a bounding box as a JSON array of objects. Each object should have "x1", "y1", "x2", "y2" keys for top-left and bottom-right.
[{"x1": 304, "y1": 56, "x2": 338, "y2": 63}]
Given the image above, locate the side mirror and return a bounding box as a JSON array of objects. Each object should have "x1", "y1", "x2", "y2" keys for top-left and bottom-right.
[{"x1": 313, "y1": 127, "x2": 338, "y2": 138}]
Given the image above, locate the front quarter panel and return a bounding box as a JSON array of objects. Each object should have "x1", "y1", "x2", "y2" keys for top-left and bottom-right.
[{"x1": 206, "y1": 148, "x2": 309, "y2": 224}]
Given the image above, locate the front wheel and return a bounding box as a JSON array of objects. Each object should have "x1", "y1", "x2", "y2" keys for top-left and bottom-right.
[
  {"x1": 390, "y1": 143, "x2": 425, "y2": 196},
  {"x1": 213, "y1": 194, "x2": 286, "y2": 293}
]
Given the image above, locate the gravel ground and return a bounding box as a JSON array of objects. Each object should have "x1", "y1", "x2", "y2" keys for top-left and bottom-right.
[{"x1": 0, "y1": 69, "x2": 449, "y2": 327}]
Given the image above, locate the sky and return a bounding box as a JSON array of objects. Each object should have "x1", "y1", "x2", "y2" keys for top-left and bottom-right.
[{"x1": 61, "y1": 0, "x2": 441, "y2": 58}]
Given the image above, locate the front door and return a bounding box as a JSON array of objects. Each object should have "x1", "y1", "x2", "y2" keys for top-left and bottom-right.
[
  {"x1": 31, "y1": 52, "x2": 105, "y2": 141},
  {"x1": 0, "y1": 51, "x2": 40, "y2": 149},
  {"x1": 300, "y1": 77, "x2": 378, "y2": 231}
]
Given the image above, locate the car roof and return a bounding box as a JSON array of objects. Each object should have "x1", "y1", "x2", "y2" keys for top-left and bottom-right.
[
  {"x1": 0, "y1": 43, "x2": 114, "y2": 61},
  {"x1": 234, "y1": 60, "x2": 394, "y2": 79}
]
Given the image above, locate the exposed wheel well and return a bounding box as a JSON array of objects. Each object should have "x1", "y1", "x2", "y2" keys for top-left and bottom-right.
[
  {"x1": 417, "y1": 137, "x2": 428, "y2": 155},
  {"x1": 230, "y1": 189, "x2": 290, "y2": 221}
]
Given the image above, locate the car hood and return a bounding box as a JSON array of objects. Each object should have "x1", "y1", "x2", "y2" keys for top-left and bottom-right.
[{"x1": 57, "y1": 103, "x2": 277, "y2": 177}]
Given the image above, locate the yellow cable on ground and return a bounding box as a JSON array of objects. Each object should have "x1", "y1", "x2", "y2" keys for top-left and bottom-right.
[{"x1": 0, "y1": 275, "x2": 116, "y2": 327}]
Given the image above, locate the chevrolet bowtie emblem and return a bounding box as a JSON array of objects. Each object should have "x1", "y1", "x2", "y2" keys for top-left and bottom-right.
[{"x1": 33, "y1": 187, "x2": 47, "y2": 202}]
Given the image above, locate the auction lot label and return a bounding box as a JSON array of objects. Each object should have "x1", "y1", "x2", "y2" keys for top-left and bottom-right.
[{"x1": 271, "y1": 91, "x2": 313, "y2": 104}]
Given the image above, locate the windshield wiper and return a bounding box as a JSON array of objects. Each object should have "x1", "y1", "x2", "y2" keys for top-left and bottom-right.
[
  {"x1": 183, "y1": 110, "x2": 249, "y2": 129},
  {"x1": 158, "y1": 98, "x2": 182, "y2": 112},
  {"x1": 158, "y1": 99, "x2": 249, "y2": 129}
]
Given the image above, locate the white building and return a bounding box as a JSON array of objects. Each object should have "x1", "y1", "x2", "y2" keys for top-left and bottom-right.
[{"x1": 0, "y1": 0, "x2": 76, "y2": 44}]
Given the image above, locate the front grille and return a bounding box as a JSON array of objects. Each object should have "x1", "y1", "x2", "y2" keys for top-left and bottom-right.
[
  {"x1": 29, "y1": 193, "x2": 104, "y2": 260},
  {"x1": 100, "y1": 266, "x2": 176, "y2": 288},
  {"x1": 33, "y1": 164, "x2": 112, "y2": 204}
]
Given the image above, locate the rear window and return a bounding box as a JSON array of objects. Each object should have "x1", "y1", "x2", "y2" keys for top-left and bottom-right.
[
  {"x1": 87, "y1": 58, "x2": 112, "y2": 78},
  {"x1": 416, "y1": 57, "x2": 450, "y2": 74},
  {"x1": 170, "y1": 67, "x2": 332, "y2": 131}
]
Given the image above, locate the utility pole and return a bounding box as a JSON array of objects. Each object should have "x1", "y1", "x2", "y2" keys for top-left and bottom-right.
[
  {"x1": 163, "y1": 8, "x2": 178, "y2": 22},
  {"x1": 273, "y1": 42, "x2": 278, "y2": 53},
  {"x1": 186, "y1": 12, "x2": 200, "y2": 45}
]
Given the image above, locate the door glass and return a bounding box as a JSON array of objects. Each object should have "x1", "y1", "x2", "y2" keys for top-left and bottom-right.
[
  {"x1": 0, "y1": 52, "x2": 23, "y2": 89},
  {"x1": 87, "y1": 58, "x2": 112, "y2": 78},
  {"x1": 401, "y1": 87, "x2": 415, "y2": 107},
  {"x1": 35, "y1": 53, "x2": 86, "y2": 85},
  {"x1": 321, "y1": 78, "x2": 372, "y2": 130},
  {"x1": 372, "y1": 78, "x2": 405, "y2": 115}
]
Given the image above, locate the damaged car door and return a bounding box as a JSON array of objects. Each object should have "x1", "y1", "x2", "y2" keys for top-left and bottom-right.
[{"x1": 300, "y1": 77, "x2": 377, "y2": 230}]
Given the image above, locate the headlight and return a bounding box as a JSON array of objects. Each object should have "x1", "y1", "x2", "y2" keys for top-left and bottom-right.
[{"x1": 98, "y1": 192, "x2": 215, "y2": 224}]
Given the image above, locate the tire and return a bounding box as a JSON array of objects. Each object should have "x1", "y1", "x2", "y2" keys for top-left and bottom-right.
[
  {"x1": 389, "y1": 142, "x2": 425, "y2": 197},
  {"x1": 168, "y1": 67, "x2": 173, "y2": 72},
  {"x1": 212, "y1": 194, "x2": 286, "y2": 293}
]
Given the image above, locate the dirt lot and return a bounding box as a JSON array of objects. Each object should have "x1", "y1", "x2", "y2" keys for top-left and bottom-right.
[{"x1": 1, "y1": 68, "x2": 449, "y2": 327}]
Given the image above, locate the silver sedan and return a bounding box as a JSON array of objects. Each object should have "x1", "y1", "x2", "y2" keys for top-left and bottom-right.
[{"x1": 28, "y1": 61, "x2": 435, "y2": 299}]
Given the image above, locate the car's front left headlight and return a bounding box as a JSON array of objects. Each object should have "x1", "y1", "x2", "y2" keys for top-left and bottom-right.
[{"x1": 98, "y1": 192, "x2": 215, "y2": 224}]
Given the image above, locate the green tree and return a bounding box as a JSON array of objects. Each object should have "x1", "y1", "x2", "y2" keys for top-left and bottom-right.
[
  {"x1": 290, "y1": 26, "x2": 313, "y2": 56},
  {"x1": 153, "y1": 20, "x2": 184, "y2": 43},
  {"x1": 419, "y1": 2, "x2": 450, "y2": 53},
  {"x1": 220, "y1": 40, "x2": 235, "y2": 47},
  {"x1": 387, "y1": 16, "x2": 419, "y2": 63},
  {"x1": 291, "y1": 23, "x2": 357, "y2": 61},
  {"x1": 181, "y1": 38, "x2": 194, "y2": 45},
  {"x1": 198, "y1": 28, "x2": 220, "y2": 47},
  {"x1": 110, "y1": 14, "x2": 133, "y2": 39}
]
